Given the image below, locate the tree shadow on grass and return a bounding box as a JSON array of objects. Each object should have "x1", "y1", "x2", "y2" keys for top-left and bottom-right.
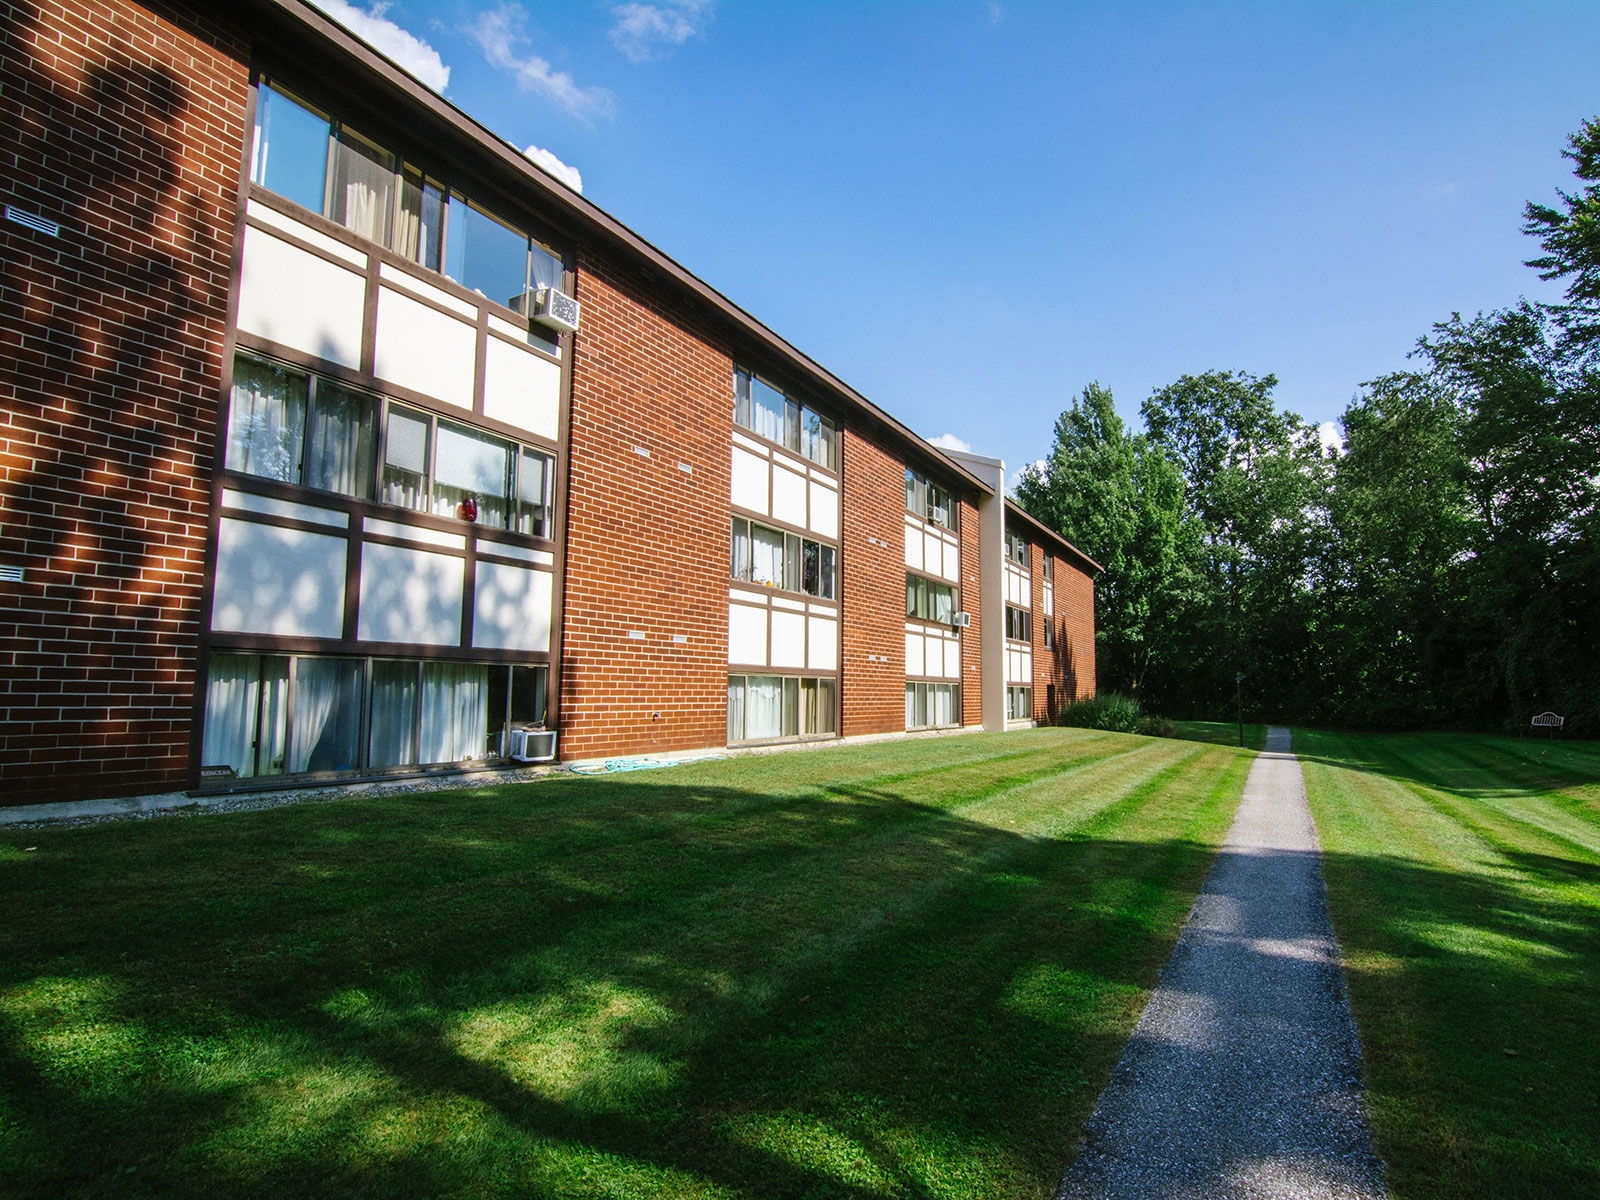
[{"x1": 0, "y1": 770, "x2": 1221, "y2": 1199}]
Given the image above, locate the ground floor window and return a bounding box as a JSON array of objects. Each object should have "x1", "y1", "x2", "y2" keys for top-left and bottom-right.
[
  {"x1": 727, "y1": 674, "x2": 836, "y2": 743},
  {"x1": 906, "y1": 681, "x2": 960, "y2": 730},
  {"x1": 1006, "y1": 685, "x2": 1032, "y2": 721},
  {"x1": 201, "y1": 652, "x2": 547, "y2": 781}
]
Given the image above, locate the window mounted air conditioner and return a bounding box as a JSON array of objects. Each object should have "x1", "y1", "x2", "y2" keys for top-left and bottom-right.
[
  {"x1": 508, "y1": 728, "x2": 558, "y2": 763},
  {"x1": 951, "y1": 611, "x2": 971, "y2": 629},
  {"x1": 514, "y1": 286, "x2": 580, "y2": 333}
]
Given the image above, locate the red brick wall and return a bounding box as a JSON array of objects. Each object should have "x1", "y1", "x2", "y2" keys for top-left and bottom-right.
[
  {"x1": 959, "y1": 497, "x2": 982, "y2": 726},
  {"x1": 839, "y1": 430, "x2": 904, "y2": 736},
  {"x1": 1031, "y1": 550, "x2": 1097, "y2": 719},
  {"x1": 559, "y1": 248, "x2": 733, "y2": 759},
  {"x1": 0, "y1": 0, "x2": 247, "y2": 804},
  {"x1": 1058, "y1": 555, "x2": 1096, "y2": 703}
]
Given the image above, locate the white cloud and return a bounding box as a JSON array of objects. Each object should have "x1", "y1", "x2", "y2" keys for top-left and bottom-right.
[
  {"x1": 1006, "y1": 458, "x2": 1045, "y2": 497},
  {"x1": 929, "y1": 433, "x2": 972, "y2": 453},
  {"x1": 470, "y1": 5, "x2": 616, "y2": 120},
  {"x1": 609, "y1": 0, "x2": 712, "y2": 64},
  {"x1": 987, "y1": 2, "x2": 1004, "y2": 24},
  {"x1": 309, "y1": 1, "x2": 450, "y2": 91},
  {"x1": 523, "y1": 144, "x2": 583, "y2": 193},
  {"x1": 1317, "y1": 420, "x2": 1345, "y2": 456}
]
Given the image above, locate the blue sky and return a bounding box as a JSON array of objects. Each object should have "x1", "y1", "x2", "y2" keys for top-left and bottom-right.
[{"x1": 315, "y1": 1, "x2": 1600, "y2": 480}]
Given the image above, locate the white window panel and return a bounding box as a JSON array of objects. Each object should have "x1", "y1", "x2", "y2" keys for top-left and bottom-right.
[
  {"x1": 770, "y1": 609, "x2": 806, "y2": 668},
  {"x1": 772, "y1": 462, "x2": 807, "y2": 528},
  {"x1": 903, "y1": 521, "x2": 921, "y2": 571},
  {"x1": 374, "y1": 286, "x2": 477, "y2": 410},
  {"x1": 237, "y1": 227, "x2": 365, "y2": 368},
  {"x1": 483, "y1": 336, "x2": 561, "y2": 440},
  {"x1": 731, "y1": 446, "x2": 769, "y2": 514},
  {"x1": 807, "y1": 479, "x2": 839, "y2": 539},
  {"x1": 905, "y1": 631, "x2": 924, "y2": 677},
  {"x1": 471, "y1": 560, "x2": 552, "y2": 652},
  {"x1": 212, "y1": 517, "x2": 345, "y2": 639},
  {"x1": 944, "y1": 637, "x2": 962, "y2": 679},
  {"x1": 923, "y1": 530, "x2": 944, "y2": 579},
  {"x1": 943, "y1": 538, "x2": 960, "y2": 581},
  {"x1": 357, "y1": 541, "x2": 464, "y2": 646},
  {"x1": 807, "y1": 615, "x2": 837, "y2": 670},
  {"x1": 729, "y1": 603, "x2": 767, "y2": 666}
]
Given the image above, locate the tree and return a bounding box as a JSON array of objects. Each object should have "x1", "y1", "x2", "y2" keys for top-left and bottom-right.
[
  {"x1": 1014, "y1": 383, "x2": 1192, "y2": 698},
  {"x1": 1523, "y1": 115, "x2": 1600, "y2": 348}
]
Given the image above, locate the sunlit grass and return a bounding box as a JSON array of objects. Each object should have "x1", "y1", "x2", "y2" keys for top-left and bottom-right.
[
  {"x1": 0, "y1": 727, "x2": 1253, "y2": 1199},
  {"x1": 1299, "y1": 730, "x2": 1600, "y2": 1200}
]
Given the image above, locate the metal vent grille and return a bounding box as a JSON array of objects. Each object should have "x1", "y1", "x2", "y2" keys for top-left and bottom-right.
[
  {"x1": 4, "y1": 206, "x2": 60, "y2": 237},
  {"x1": 0, "y1": 565, "x2": 24, "y2": 583}
]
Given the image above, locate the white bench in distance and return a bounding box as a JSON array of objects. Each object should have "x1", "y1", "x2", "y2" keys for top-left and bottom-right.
[{"x1": 1530, "y1": 711, "x2": 1565, "y2": 738}]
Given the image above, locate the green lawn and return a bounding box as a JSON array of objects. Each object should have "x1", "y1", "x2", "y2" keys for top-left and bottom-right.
[
  {"x1": 1168, "y1": 720, "x2": 1269, "y2": 750},
  {"x1": 0, "y1": 728, "x2": 1251, "y2": 1200},
  {"x1": 1299, "y1": 730, "x2": 1600, "y2": 1200}
]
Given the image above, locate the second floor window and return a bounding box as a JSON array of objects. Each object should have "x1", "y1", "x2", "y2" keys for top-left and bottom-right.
[
  {"x1": 905, "y1": 574, "x2": 956, "y2": 623},
  {"x1": 731, "y1": 517, "x2": 835, "y2": 599},
  {"x1": 1005, "y1": 605, "x2": 1031, "y2": 642},
  {"x1": 225, "y1": 353, "x2": 553, "y2": 538}
]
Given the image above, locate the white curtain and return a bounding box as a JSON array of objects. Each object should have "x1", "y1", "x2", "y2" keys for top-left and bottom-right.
[
  {"x1": 368, "y1": 661, "x2": 418, "y2": 768},
  {"x1": 292, "y1": 659, "x2": 360, "y2": 773},
  {"x1": 751, "y1": 526, "x2": 784, "y2": 587},
  {"x1": 433, "y1": 423, "x2": 510, "y2": 526},
  {"x1": 304, "y1": 381, "x2": 374, "y2": 498},
  {"x1": 727, "y1": 677, "x2": 745, "y2": 742},
  {"x1": 203, "y1": 654, "x2": 260, "y2": 777},
  {"x1": 932, "y1": 684, "x2": 954, "y2": 728},
  {"x1": 744, "y1": 676, "x2": 783, "y2": 740},
  {"x1": 421, "y1": 663, "x2": 489, "y2": 763},
  {"x1": 330, "y1": 128, "x2": 394, "y2": 245},
  {"x1": 750, "y1": 378, "x2": 786, "y2": 444},
  {"x1": 226, "y1": 357, "x2": 305, "y2": 483},
  {"x1": 817, "y1": 679, "x2": 836, "y2": 734}
]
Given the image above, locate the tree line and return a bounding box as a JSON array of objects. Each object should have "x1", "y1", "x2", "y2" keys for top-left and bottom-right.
[{"x1": 1017, "y1": 117, "x2": 1600, "y2": 733}]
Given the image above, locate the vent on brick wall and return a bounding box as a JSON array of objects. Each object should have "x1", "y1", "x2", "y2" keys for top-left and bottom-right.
[
  {"x1": 4, "y1": 206, "x2": 60, "y2": 237},
  {"x1": 0, "y1": 564, "x2": 23, "y2": 583}
]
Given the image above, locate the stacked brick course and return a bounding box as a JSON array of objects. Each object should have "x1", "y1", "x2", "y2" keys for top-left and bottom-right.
[
  {"x1": 559, "y1": 248, "x2": 734, "y2": 760},
  {"x1": 838, "y1": 430, "x2": 905, "y2": 736},
  {"x1": 1057, "y1": 553, "x2": 1097, "y2": 703},
  {"x1": 0, "y1": 0, "x2": 247, "y2": 801}
]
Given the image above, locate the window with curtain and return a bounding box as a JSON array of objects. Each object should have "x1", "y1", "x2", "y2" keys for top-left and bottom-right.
[
  {"x1": 906, "y1": 573, "x2": 957, "y2": 623},
  {"x1": 732, "y1": 518, "x2": 835, "y2": 599},
  {"x1": 226, "y1": 354, "x2": 375, "y2": 498},
  {"x1": 421, "y1": 662, "x2": 489, "y2": 764},
  {"x1": 728, "y1": 675, "x2": 836, "y2": 742},
  {"x1": 750, "y1": 524, "x2": 785, "y2": 588},
  {"x1": 732, "y1": 369, "x2": 836, "y2": 469},
  {"x1": 905, "y1": 468, "x2": 956, "y2": 531},
  {"x1": 382, "y1": 407, "x2": 429, "y2": 510},
  {"x1": 743, "y1": 676, "x2": 783, "y2": 740},
  {"x1": 329, "y1": 125, "x2": 396, "y2": 246},
  {"x1": 433, "y1": 421, "x2": 511, "y2": 525},
  {"x1": 290, "y1": 657, "x2": 363, "y2": 774},
  {"x1": 517, "y1": 448, "x2": 553, "y2": 538},
  {"x1": 368, "y1": 660, "x2": 419, "y2": 768},
  {"x1": 394, "y1": 167, "x2": 445, "y2": 272},
  {"x1": 1006, "y1": 605, "x2": 1031, "y2": 642},
  {"x1": 226, "y1": 356, "x2": 307, "y2": 484},
  {"x1": 201, "y1": 652, "x2": 289, "y2": 778}
]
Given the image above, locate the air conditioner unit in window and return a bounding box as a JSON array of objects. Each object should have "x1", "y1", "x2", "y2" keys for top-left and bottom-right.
[
  {"x1": 508, "y1": 728, "x2": 558, "y2": 763},
  {"x1": 514, "y1": 286, "x2": 580, "y2": 333},
  {"x1": 951, "y1": 611, "x2": 971, "y2": 629}
]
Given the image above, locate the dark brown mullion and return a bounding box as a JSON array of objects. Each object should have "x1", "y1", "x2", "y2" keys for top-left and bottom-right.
[
  {"x1": 471, "y1": 307, "x2": 489, "y2": 419},
  {"x1": 360, "y1": 255, "x2": 380, "y2": 375}
]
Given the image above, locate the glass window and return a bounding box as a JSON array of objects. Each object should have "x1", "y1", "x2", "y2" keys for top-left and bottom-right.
[
  {"x1": 328, "y1": 125, "x2": 396, "y2": 246},
  {"x1": 751, "y1": 524, "x2": 785, "y2": 587},
  {"x1": 303, "y1": 379, "x2": 375, "y2": 498},
  {"x1": 732, "y1": 369, "x2": 836, "y2": 469},
  {"x1": 733, "y1": 519, "x2": 835, "y2": 599},
  {"x1": 226, "y1": 356, "x2": 307, "y2": 484},
  {"x1": 251, "y1": 84, "x2": 330, "y2": 215},
  {"x1": 1007, "y1": 686, "x2": 1033, "y2": 721},
  {"x1": 743, "y1": 675, "x2": 783, "y2": 740},
  {"x1": 802, "y1": 541, "x2": 836, "y2": 601},
  {"x1": 801, "y1": 678, "x2": 835, "y2": 735},
  {"x1": 517, "y1": 448, "x2": 552, "y2": 538},
  {"x1": 729, "y1": 674, "x2": 836, "y2": 742},
  {"x1": 1006, "y1": 531, "x2": 1031, "y2": 568},
  {"x1": 382, "y1": 407, "x2": 430, "y2": 511},
  {"x1": 433, "y1": 421, "x2": 512, "y2": 526},
  {"x1": 749, "y1": 376, "x2": 787, "y2": 445},
  {"x1": 906, "y1": 573, "x2": 956, "y2": 622},
  {"x1": 1006, "y1": 605, "x2": 1031, "y2": 642},
  {"x1": 369, "y1": 659, "x2": 419, "y2": 768},
  {"x1": 202, "y1": 652, "x2": 288, "y2": 778},
  {"x1": 906, "y1": 468, "x2": 956, "y2": 531},
  {"x1": 396, "y1": 167, "x2": 445, "y2": 271},
  {"x1": 445, "y1": 195, "x2": 530, "y2": 310},
  {"x1": 290, "y1": 657, "x2": 364, "y2": 774},
  {"x1": 421, "y1": 662, "x2": 490, "y2": 763}
]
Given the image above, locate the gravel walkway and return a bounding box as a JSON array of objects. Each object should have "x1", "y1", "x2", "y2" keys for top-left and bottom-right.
[{"x1": 1053, "y1": 727, "x2": 1387, "y2": 1200}]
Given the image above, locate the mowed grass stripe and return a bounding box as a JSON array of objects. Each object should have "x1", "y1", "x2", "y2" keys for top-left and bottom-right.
[
  {"x1": 1299, "y1": 729, "x2": 1600, "y2": 1200},
  {"x1": 0, "y1": 728, "x2": 1254, "y2": 1200}
]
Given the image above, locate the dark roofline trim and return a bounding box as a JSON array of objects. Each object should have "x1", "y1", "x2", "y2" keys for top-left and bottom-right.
[
  {"x1": 241, "y1": 0, "x2": 993, "y2": 499},
  {"x1": 1004, "y1": 499, "x2": 1104, "y2": 575}
]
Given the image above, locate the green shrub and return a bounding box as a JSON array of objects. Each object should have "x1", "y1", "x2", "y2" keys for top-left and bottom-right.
[
  {"x1": 1055, "y1": 692, "x2": 1142, "y2": 733},
  {"x1": 1136, "y1": 714, "x2": 1176, "y2": 738}
]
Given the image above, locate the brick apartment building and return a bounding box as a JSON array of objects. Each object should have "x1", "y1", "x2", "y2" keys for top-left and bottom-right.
[{"x1": 0, "y1": 0, "x2": 1097, "y2": 807}]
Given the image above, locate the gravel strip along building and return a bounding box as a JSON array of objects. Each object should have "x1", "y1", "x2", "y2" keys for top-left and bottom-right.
[
  {"x1": 0, "y1": 0, "x2": 1099, "y2": 807},
  {"x1": 1054, "y1": 727, "x2": 1388, "y2": 1200}
]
